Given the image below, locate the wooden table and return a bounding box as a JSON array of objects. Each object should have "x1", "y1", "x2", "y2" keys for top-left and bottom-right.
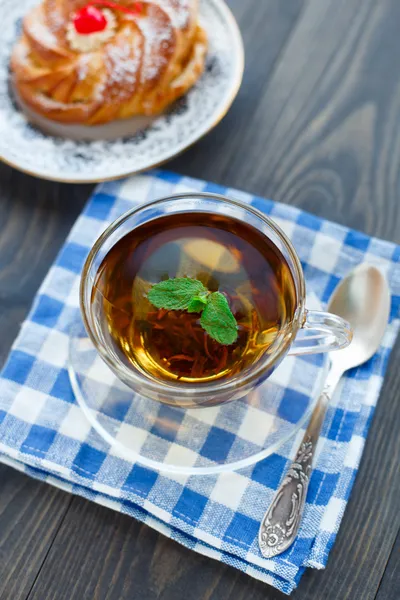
[{"x1": 0, "y1": 1, "x2": 399, "y2": 598}]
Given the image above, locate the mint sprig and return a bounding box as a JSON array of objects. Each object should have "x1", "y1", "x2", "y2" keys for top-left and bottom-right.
[{"x1": 147, "y1": 277, "x2": 238, "y2": 345}]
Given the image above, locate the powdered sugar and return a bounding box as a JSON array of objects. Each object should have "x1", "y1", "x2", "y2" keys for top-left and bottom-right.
[
  {"x1": 138, "y1": 13, "x2": 173, "y2": 83},
  {"x1": 105, "y1": 31, "x2": 141, "y2": 89},
  {"x1": 45, "y1": 1, "x2": 66, "y2": 33},
  {"x1": 155, "y1": 0, "x2": 191, "y2": 30},
  {"x1": 77, "y1": 53, "x2": 91, "y2": 81},
  {"x1": 26, "y1": 10, "x2": 60, "y2": 48},
  {"x1": 0, "y1": 0, "x2": 242, "y2": 182}
]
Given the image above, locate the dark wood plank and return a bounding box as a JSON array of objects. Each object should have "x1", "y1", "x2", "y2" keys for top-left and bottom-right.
[
  {"x1": 375, "y1": 531, "x2": 400, "y2": 600},
  {"x1": 26, "y1": 496, "x2": 287, "y2": 600},
  {"x1": 173, "y1": 0, "x2": 400, "y2": 245},
  {"x1": 0, "y1": 465, "x2": 72, "y2": 600},
  {"x1": 0, "y1": 162, "x2": 93, "y2": 358},
  {"x1": 170, "y1": 0, "x2": 306, "y2": 190},
  {"x1": 0, "y1": 164, "x2": 94, "y2": 311},
  {"x1": 0, "y1": 166, "x2": 93, "y2": 600}
]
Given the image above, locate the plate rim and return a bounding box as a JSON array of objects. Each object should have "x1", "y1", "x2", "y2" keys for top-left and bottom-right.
[{"x1": 0, "y1": 0, "x2": 244, "y2": 184}]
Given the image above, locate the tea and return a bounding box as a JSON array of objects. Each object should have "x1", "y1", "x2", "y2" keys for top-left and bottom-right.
[{"x1": 91, "y1": 212, "x2": 297, "y2": 383}]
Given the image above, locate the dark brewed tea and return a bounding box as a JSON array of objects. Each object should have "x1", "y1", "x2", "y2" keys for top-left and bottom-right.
[{"x1": 91, "y1": 212, "x2": 297, "y2": 383}]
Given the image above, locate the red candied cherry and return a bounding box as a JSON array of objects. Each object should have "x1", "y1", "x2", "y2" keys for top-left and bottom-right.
[{"x1": 73, "y1": 5, "x2": 108, "y2": 34}]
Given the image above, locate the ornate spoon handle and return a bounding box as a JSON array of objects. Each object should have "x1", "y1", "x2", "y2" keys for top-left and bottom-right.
[{"x1": 258, "y1": 375, "x2": 340, "y2": 558}]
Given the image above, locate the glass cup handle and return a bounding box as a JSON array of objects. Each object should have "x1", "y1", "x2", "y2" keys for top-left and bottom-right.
[{"x1": 288, "y1": 310, "x2": 353, "y2": 356}]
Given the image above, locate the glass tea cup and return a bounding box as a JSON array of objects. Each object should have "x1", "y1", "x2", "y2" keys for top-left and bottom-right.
[{"x1": 80, "y1": 193, "x2": 352, "y2": 408}]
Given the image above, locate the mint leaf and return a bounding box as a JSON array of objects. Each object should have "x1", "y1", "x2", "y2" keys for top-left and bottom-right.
[
  {"x1": 200, "y1": 292, "x2": 238, "y2": 345},
  {"x1": 187, "y1": 295, "x2": 208, "y2": 313},
  {"x1": 147, "y1": 277, "x2": 207, "y2": 311},
  {"x1": 147, "y1": 278, "x2": 238, "y2": 346}
]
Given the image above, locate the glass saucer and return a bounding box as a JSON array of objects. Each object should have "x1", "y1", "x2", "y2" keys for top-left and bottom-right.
[{"x1": 68, "y1": 319, "x2": 328, "y2": 475}]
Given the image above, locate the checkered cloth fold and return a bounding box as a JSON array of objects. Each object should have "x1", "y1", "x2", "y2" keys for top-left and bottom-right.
[{"x1": 0, "y1": 171, "x2": 398, "y2": 595}]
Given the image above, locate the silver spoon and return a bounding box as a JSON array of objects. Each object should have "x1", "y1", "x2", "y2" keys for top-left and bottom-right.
[{"x1": 258, "y1": 264, "x2": 390, "y2": 558}]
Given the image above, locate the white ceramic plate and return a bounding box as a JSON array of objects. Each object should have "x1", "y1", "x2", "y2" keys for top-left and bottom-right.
[{"x1": 0, "y1": 0, "x2": 244, "y2": 183}]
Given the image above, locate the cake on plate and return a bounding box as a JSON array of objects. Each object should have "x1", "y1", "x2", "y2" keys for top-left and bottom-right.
[{"x1": 10, "y1": 0, "x2": 207, "y2": 125}]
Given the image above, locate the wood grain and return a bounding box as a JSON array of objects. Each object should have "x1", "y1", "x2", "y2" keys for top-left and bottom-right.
[
  {"x1": 0, "y1": 165, "x2": 93, "y2": 310},
  {"x1": 170, "y1": 0, "x2": 305, "y2": 187},
  {"x1": 376, "y1": 531, "x2": 400, "y2": 600},
  {"x1": 0, "y1": 163, "x2": 92, "y2": 356},
  {"x1": 26, "y1": 498, "x2": 287, "y2": 600},
  {"x1": 0, "y1": 465, "x2": 72, "y2": 600},
  {"x1": 0, "y1": 166, "x2": 92, "y2": 600},
  {"x1": 173, "y1": 0, "x2": 400, "y2": 244},
  {"x1": 0, "y1": 0, "x2": 399, "y2": 598}
]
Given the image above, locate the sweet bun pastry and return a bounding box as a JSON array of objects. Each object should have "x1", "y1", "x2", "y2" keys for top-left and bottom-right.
[{"x1": 11, "y1": 0, "x2": 207, "y2": 125}]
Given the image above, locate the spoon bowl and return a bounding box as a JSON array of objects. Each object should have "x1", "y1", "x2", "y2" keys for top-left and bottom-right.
[{"x1": 329, "y1": 264, "x2": 391, "y2": 370}]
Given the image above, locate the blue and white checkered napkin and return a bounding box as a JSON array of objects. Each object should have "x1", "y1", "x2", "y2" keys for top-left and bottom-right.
[{"x1": 0, "y1": 171, "x2": 399, "y2": 594}]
